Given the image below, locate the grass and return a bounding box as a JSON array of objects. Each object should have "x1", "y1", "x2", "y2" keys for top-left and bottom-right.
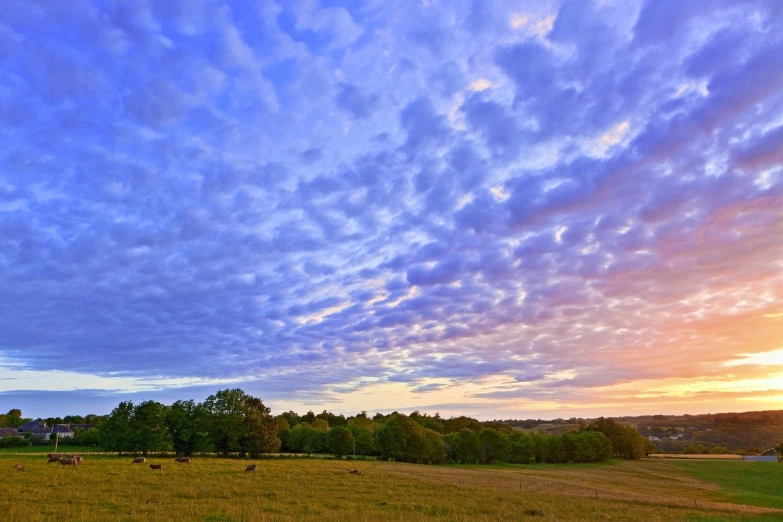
[
  {"x1": 672, "y1": 461, "x2": 783, "y2": 510},
  {"x1": 513, "y1": 423, "x2": 582, "y2": 435},
  {"x1": 0, "y1": 445, "x2": 105, "y2": 454},
  {"x1": 1, "y1": 455, "x2": 780, "y2": 521}
]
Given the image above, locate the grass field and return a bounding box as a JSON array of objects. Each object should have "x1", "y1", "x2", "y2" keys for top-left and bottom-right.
[
  {"x1": 1, "y1": 455, "x2": 781, "y2": 521},
  {"x1": 671, "y1": 461, "x2": 783, "y2": 510},
  {"x1": 0, "y1": 445, "x2": 106, "y2": 454},
  {"x1": 512, "y1": 423, "x2": 582, "y2": 435}
]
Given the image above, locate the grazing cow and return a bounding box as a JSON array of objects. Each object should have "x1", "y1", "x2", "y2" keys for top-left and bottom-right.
[
  {"x1": 174, "y1": 457, "x2": 191, "y2": 464},
  {"x1": 245, "y1": 464, "x2": 257, "y2": 473},
  {"x1": 149, "y1": 464, "x2": 162, "y2": 471},
  {"x1": 14, "y1": 463, "x2": 24, "y2": 472},
  {"x1": 132, "y1": 457, "x2": 146, "y2": 464},
  {"x1": 48, "y1": 456, "x2": 61, "y2": 464},
  {"x1": 47, "y1": 453, "x2": 61, "y2": 459},
  {"x1": 60, "y1": 458, "x2": 76, "y2": 467},
  {"x1": 74, "y1": 456, "x2": 84, "y2": 465},
  {"x1": 347, "y1": 469, "x2": 362, "y2": 475},
  {"x1": 66, "y1": 453, "x2": 77, "y2": 458}
]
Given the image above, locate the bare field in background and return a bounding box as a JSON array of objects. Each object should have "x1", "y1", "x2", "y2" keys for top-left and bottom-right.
[
  {"x1": 1, "y1": 456, "x2": 780, "y2": 521},
  {"x1": 649, "y1": 454, "x2": 743, "y2": 460}
]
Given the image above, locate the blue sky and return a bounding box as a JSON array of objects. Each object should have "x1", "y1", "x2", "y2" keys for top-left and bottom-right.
[{"x1": 1, "y1": 0, "x2": 782, "y2": 419}]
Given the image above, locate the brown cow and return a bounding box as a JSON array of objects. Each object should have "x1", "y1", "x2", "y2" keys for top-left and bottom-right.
[
  {"x1": 245, "y1": 464, "x2": 257, "y2": 473},
  {"x1": 149, "y1": 464, "x2": 162, "y2": 471},
  {"x1": 132, "y1": 457, "x2": 146, "y2": 464},
  {"x1": 14, "y1": 463, "x2": 24, "y2": 472},
  {"x1": 347, "y1": 469, "x2": 362, "y2": 475},
  {"x1": 74, "y1": 456, "x2": 84, "y2": 465},
  {"x1": 60, "y1": 458, "x2": 76, "y2": 467},
  {"x1": 174, "y1": 457, "x2": 191, "y2": 464},
  {"x1": 47, "y1": 456, "x2": 61, "y2": 464},
  {"x1": 66, "y1": 453, "x2": 77, "y2": 458},
  {"x1": 47, "y1": 453, "x2": 61, "y2": 459}
]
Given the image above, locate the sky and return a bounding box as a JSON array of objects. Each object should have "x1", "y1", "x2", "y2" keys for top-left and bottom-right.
[{"x1": 1, "y1": 0, "x2": 782, "y2": 420}]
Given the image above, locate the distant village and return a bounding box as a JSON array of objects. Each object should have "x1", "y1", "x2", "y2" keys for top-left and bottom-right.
[{"x1": 0, "y1": 421, "x2": 98, "y2": 441}]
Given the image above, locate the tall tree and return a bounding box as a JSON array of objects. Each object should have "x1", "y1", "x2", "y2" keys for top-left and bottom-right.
[
  {"x1": 203, "y1": 389, "x2": 250, "y2": 456},
  {"x1": 100, "y1": 401, "x2": 134, "y2": 455},
  {"x1": 6, "y1": 409, "x2": 22, "y2": 428},
  {"x1": 327, "y1": 426, "x2": 354, "y2": 458},
  {"x1": 479, "y1": 428, "x2": 510, "y2": 464},
  {"x1": 130, "y1": 400, "x2": 171, "y2": 457},
  {"x1": 376, "y1": 417, "x2": 406, "y2": 461},
  {"x1": 166, "y1": 400, "x2": 209, "y2": 456},
  {"x1": 454, "y1": 428, "x2": 481, "y2": 464},
  {"x1": 242, "y1": 397, "x2": 280, "y2": 458},
  {"x1": 302, "y1": 427, "x2": 325, "y2": 456}
]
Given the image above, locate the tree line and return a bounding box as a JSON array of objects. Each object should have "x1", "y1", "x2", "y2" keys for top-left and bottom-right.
[{"x1": 4, "y1": 390, "x2": 654, "y2": 464}]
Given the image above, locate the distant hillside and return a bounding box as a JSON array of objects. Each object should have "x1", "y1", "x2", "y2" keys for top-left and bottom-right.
[{"x1": 498, "y1": 410, "x2": 783, "y2": 453}]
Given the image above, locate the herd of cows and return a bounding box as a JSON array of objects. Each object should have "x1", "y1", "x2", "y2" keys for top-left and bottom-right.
[
  {"x1": 9, "y1": 453, "x2": 199, "y2": 472},
  {"x1": 12, "y1": 455, "x2": 364, "y2": 475},
  {"x1": 130, "y1": 456, "x2": 194, "y2": 470}
]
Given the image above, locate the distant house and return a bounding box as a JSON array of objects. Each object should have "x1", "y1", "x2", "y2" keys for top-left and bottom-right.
[
  {"x1": 0, "y1": 427, "x2": 22, "y2": 439},
  {"x1": 52, "y1": 423, "x2": 97, "y2": 438},
  {"x1": 19, "y1": 421, "x2": 47, "y2": 433},
  {"x1": 760, "y1": 448, "x2": 777, "y2": 457},
  {"x1": 52, "y1": 424, "x2": 75, "y2": 438},
  {"x1": 19, "y1": 421, "x2": 52, "y2": 441}
]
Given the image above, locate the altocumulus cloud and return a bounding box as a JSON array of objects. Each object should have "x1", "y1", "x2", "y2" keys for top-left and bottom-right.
[{"x1": 0, "y1": 0, "x2": 782, "y2": 418}]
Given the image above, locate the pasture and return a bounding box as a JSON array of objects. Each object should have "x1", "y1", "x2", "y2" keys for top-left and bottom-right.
[{"x1": 0, "y1": 455, "x2": 781, "y2": 521}]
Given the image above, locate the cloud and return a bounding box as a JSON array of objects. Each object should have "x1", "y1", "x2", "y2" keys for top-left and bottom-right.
[
  {"x1": 468, "y1": 78, "x2": 493, "y2": 92},
  {"x1": 294, "y1": 5, "x2": 364, "y2": 50},
  {"x1": 0, "y1": 0, "x2": 781, "y2": 420},
  {"x1": 336, "y1": 83, "x2": 376, "y2": 119}
]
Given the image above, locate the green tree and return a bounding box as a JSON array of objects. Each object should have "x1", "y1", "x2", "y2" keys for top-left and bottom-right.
[
  {"x1": 100, "y1": 401, "x2": 134, "y2": 455},
  {"x1": 454, "y1": 428, "x2": 481, "y2": 464},
  {"x1": 583, "y1": 418, "x2": 647, "y2": 460},
  {"x1": 442, "y1": 416, "x2": 482, "y2": 434},
  {"x1": 508, "y1": 432, "x2": 535, "y2": 464},
  {"x1": 376, "y1": 417, "x2": 406, "y2": 461},
  {"x1": 348, "y1": 412, "x2": 374, "y2": 430},
  {"x1": 276, "y1": 416, "x2": 291, "y2": 452},
  {"x1": 302, "y1": 427, "x2": 325, "y2": 456},
  {"x1": 545, "y1": 436, "x2": 565, "y2": 463},
  {"x1": 84, "y1": 414, "x2": 102, "y2": 425},
  {"x1": 5, "y1": 409, "x2": 22, "y2": 428},
  {"x1": 316, "y1": 410, "x2": 347, "y2": 427},
  {"x1": 286, "y1": 424, "x2": 306, "y2": 453},
  {"x1": 203, "y1": 389, "x2": 250, "y2": 456},
  {"x1": 129, "y1": 401, "x2": 171, "y2": 457},
  {"x1": 421, "y1": 427, "x2": 447, "y2": 464},
  {"x1": 241, "y1": 397, "x2": 280, "y2": 458},
  {"x1": 71, "y1": 427, "x2": 101, "y2": 447},
  {"x1": 328, "y1": 426, "x2": 354, "y2": 458},
  {"x1": 311, "y1": 418, "x2": 330, "y2": 431},
  {"x1": 479, "y1": 428, "x2": 510, "y2": 463},
  {"x1": 166, "y1": 400, "x2": 209, "y2": 456},
  {"x1": 348, "y1": 423, "x2": 375, "y2": 455}
]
